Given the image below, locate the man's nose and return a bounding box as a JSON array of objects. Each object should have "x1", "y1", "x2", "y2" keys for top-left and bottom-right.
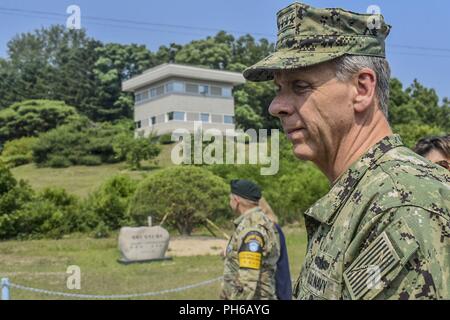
[{"x1": 269, "y1": 95, "x2": 293, "y2": 118}]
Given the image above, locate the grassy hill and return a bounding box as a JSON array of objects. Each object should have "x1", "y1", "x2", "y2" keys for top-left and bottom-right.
[{"x1": 10, "y1": 144, "x2": 176, "y2": 198}]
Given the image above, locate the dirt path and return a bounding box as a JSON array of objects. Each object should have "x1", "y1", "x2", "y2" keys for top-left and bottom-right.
[{"x1": 167, "y1": 236, "x2": 228, "y2": 257}]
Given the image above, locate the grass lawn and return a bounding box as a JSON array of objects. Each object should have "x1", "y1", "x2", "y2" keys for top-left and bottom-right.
[
  {"x1": 0, "y1": 227, "x2": 307, "y2": 300},
  {"x1": 10, "y1": 144, "x2": 176, "y2": 198}
]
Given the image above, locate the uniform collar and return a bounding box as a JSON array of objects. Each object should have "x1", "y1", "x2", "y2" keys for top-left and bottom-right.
[
  {"x1": 233, "y1": 207, "x2": 262, "y2": 226},
  {"x1": 304, "y1": 135, "x2": 404, "y2": 225}
]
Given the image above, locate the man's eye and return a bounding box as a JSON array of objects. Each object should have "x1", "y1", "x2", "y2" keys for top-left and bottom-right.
[{"x1": 294, "y1": 83, "x2": 311, "y2": 91}]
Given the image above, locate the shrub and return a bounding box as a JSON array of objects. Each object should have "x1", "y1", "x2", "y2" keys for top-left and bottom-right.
[
  {"x1": 0, "y1": 180, "x2": 34, "y2": 216},
  {"x1": 90, "y1": 221, "x2": 110, "y2": 239},
  {"x1": 0, "y1": 137, "x2": 38, "y2": 167},
  {"x1": 0, "y1": 163, "x2": 16, "y2": 196},
  {"x1": 159, "y1": 134, "x2": 174, "y2": 145},
  {"x1": 78, "y1": 155, "x2": 102, "y2": 166},
  {"x1": 128, "y1": 166, "x2": 230, "y2": 235},
  {"x1": 113, "y1": 133, "x2": 161, "y2": 170},
  {"x1": 0, "y1": 164, "x2": 34, "y2": 216},
  {"x1": 33, "y1": 118, "x2": 131, "y2": 167},
  {"x1": 83, "y1": 175, "x2": 138, "y2": 231},
  {"x1": 0, "y1": 200, "x2": 65, "y2": 239},
  {"x1": 46, "y1": 155, "x2": 71, "y2": 168},
  {"x1": 0, "y1": 189, "x2": 81, "y2": 240},
  {"x1": 0, "y1": 100, "x2": 79, "y2": 143}
]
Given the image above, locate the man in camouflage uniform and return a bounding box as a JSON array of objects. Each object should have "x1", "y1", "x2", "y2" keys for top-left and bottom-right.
[
  {"x1": 220, "y1": 179, "x2": 281, "y2": 300},
  {"x1": 243, "y1": 2, "x2": 450, "y2": 300}
]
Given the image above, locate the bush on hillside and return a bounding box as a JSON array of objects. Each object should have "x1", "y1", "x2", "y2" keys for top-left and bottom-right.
[
  {"x1": 0, "y1": 100, "x2": 79, "y2": 143},
  {"x1": 128, "y1": 166, "x2": 230, "y2": 235},
  {"x1": 32, "y1": 118, "x2": 130, "y2": 167},
  {"x1": 0, "y1": 136, "x2": 38, "y2": 168}
]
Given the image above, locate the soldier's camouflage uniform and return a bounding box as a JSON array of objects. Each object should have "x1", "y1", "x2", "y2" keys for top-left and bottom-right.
[
  {"x1": 294, "y1": 135, "x2": 450, "y2": 300},
  {"x1": 220, "y1": 207, "x2": 281, "y2": 300},
  {"x1": 242, "y1": 2, "x2": 450, "y2": 300}
]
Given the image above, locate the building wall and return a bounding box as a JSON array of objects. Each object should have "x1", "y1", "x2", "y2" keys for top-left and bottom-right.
[
  {"x1": 135, "y1": 94, "x2": 234, "y2": 120},
  {"x1": 134, "y1": 93, "x2": 236, "y2": 136},
  {"x1": 136, "y1": 121, "x2": 235, "y2": 137}
]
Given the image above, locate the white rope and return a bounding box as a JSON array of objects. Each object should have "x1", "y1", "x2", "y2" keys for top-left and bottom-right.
[{"x1": 8, "y1": 276, "x2": 223, "y2": 299}]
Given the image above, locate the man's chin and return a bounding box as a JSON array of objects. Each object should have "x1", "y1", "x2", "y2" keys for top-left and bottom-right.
[{"x1": 292, "y1": 143, "x2": 314, "y2": 161}]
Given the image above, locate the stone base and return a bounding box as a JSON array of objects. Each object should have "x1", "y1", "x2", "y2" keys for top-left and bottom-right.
[{"x1": 117, "y1": 257, "x2": 173, "y2": 265}]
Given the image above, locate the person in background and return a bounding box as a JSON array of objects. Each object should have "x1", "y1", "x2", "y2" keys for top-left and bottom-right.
[
  {"x1": 221, "y1": 179, "x2": 280, "y2": 300},
  {"x1": 414, "y1": 135, "x2": 450, "y2": 171},
  {"x1": 259, "y1": 197, "x2": 292, "y2": 300}
]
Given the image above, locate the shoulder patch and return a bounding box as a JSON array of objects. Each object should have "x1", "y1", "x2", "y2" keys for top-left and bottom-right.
[
  {"x1": 238, "y1": 231, "x2": 264, "y2": 270},
  {"x1": 343, "y1": 232, "x2": 400, "y2": 300},
  {"x1": 344, "y1": 218, "x2": 420, "y2": 300}
]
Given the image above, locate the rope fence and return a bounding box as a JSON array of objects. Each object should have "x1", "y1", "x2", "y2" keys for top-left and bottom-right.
[{"x1": 1, "y1": 276, "x2": 223, "y2": 300}]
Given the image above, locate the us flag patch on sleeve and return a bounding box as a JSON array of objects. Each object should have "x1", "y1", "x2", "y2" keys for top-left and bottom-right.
[{"x1": 343, "y1": 232, "x2": 401, "y2": 300}]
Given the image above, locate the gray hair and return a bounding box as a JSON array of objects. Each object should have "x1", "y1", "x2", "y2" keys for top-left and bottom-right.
[{"x1": 331, "y1": 55, "x2": 391, "y2": 118}]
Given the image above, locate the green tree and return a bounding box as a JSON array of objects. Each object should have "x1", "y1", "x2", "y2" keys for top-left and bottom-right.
[
  {"x1": 389, "y1": 78, "x2": 450, "y2": 131},
  {"x1": 175, "y1": 35, "x2": 232, "y2": 70},
  {"x1": 0, "y1": 136, "x2": 38, "y2": 167},
  {"x1": 234, "y1": 81, "x2": 279, "y2": 130},
  {"x1": 93, "y1": 43, "x2": 157, "y2": 121},
  {"x1": 128, "y1": 166, "x2": 230, "y2": 235},
  {"x1": 5, "y1": 26, "x2": 102, "y2": 116},
  {"x1": 0, "y1": 99, "x2": 79, "y2": 144},
  {"x1": 231, "y1": 34, "x2": 274, "y2": 68},
  {"x1": 0, "y1": 58, "x2": 21, "y2": 110},
  {"x1": 114, "y1": 133, "x2": 161, "y2": 170},
  {"x1": 393, "y1": 124, "x2": 445, "y2": 148},
  {"x1": 32, "y1": 117, "x2": 131, "y2": 167},
  {"x1": 83, "y1": 175, "x2": 138, "y2": 231}
]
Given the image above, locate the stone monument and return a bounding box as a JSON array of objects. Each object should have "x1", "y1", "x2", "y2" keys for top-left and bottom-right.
[{"x1": 118, "y1": 217, "x2": 171, "y2": 263}]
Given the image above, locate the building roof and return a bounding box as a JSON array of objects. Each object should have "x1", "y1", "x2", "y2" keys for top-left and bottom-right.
[{"x1": 122, "y1": 63, "x2": 246, "y2": 92}]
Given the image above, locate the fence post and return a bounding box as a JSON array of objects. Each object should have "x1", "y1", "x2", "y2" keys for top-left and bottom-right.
[{"x1": 1, "y1": 278, "x2": 10, "y2": 300}]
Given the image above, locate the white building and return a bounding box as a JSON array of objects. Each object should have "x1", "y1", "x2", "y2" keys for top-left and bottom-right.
[{"x1": 122, "y1": 63, "x2": 246, "y2": 137}]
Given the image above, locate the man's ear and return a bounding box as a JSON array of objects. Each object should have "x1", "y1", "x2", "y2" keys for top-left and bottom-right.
[{"x1": 352, "y1": 68, "x2": 377, "y2": 113}]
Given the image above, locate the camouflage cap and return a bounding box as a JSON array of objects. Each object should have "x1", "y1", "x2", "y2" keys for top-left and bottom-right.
[{"x1": 243, "y1": 2, "x2": 391, "y2": 82}]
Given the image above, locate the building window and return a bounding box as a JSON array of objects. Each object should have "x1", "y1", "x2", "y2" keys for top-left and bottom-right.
[
  {"x1": 166, "y1": 81, "x2": 184, "y2": 93},
  {"x1": 150, "y1": 116, "x2": 156, "y2": 126},
  {"x1": 211, "y1": 86, "x2": 222, "y2": 96},
  {"x1": 224, "y1": 115, "x2": 234, "y2": 124},
  {"x1": 150, "y1": 88, "x2": 157, "y2": 98},
  {"x1": 167, "y1": 112, "x2": 174, "y2": 121},
  {"x1": 200, "y1": 113, "x2": 210, "y2": 123},
  {"x1": 222, "y1": 87, "x2": 232, "y2": 97},
  {"x1": 173, "y1": 82, "x2": 184, "y2": 92},
  {"x1": 156, "y1": 85, "x2": 164, "y2": 96},
  {"x1": 173, "y1": 111, "x2": 186, "y2": 121},
  {"x1": 135, "y1": 121, "x2": 142, "y2": 129},
  {"x1": 199, "y1": 85, "x2": 209, "y2": 95},
  {"x1": 135, "y1": 90, "x2": 149, "y2": 103},
  {"x1": 186, "y1": 83, "x2": 198, "y2": 94}
]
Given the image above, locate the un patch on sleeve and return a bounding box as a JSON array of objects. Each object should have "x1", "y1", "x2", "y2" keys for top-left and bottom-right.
[
  {"x1": 343, "y1": 232, "x2": 401, "y2": 300},
  {"x1": 238, "y1": 231, "x2": 264, "y2": 270}
]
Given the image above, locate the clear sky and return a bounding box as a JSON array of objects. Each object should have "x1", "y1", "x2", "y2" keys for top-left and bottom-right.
[{"x1": 0, "y1": 0, "x2": 449, "y2": 100}]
